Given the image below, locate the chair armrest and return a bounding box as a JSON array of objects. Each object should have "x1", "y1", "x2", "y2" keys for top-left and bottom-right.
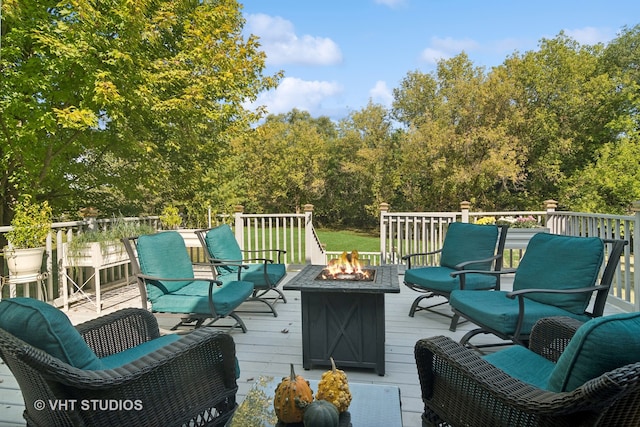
[
  {"x1": 414, "y1": 335, "x2": 623, "y2": 424},
  {"x1": 529, "y1": 316, "x2": 584, "y2": 362},
  {"x1": 25, "y1": 329, "x2": 238, "y2": 426},
  {"x1": 76, "y1": 308, "x2": 161, "y2": 357},
  {"x1": 454, "y1": 254, "x2": 502, "y2": 270},
  {"x1": 243, "y1": 248, "x2": 286, "y2": 263},
  {"x1": 507, "y1": 285, "x2": 607, "y2": 299},
  {"x1": 450, "y1": 268, "x2": 517, "y2": 278},
  {"x1": 205, "y1": 259, "x2": 249, "y2": 280},
  {"x1": 137, "y1": 273, "x2": 223, "y2": 287},
  {"x1": 402, "y1": 249, "x2": 443, "y2": 268}
]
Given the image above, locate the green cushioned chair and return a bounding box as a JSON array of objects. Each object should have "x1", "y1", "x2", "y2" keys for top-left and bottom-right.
[
  {"x1": 0, "y1": 298, "x2": 239, "y2": 427},
  {"x1": 415, "y1": 315, "x2": 640, "y2": 426},
  {"x1": 402, "y1": 222, "x2": 508, "y2": 331},
  {"x1": 122, "y1": 231, "x2": 254, "y2": 332},
  {"x1": 449, "y1": 233, "x2": 627, "y2": 348},
  {"x1": 195, "y1": 224, "x2": 287, "y2": 317}
]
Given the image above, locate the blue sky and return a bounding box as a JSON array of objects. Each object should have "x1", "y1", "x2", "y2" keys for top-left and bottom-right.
[{"x1": 240, "y1": 0, "x2": 639, "y2": 120}]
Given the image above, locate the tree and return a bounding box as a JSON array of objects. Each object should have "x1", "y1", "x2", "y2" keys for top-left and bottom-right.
[
  {"x1": 234, "y1": 110, "x2": 330, "y2": 214},
  {"x1": 394, "y1": 54, "x2": 523, "y2": 211},
  {"x1": 0, "y1": 0, "x2": 279, "y2": 223},
  {"x1": 330, "y1": 101, "x2": 401, "y2": 226}
]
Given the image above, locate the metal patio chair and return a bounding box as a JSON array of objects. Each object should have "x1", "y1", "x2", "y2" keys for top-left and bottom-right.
[{"x1": 402, "y1": 222, "x2": 508, "y2": 331}]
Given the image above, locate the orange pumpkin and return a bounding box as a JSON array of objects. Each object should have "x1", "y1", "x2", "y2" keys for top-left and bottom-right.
[{"x1": 273, "y1": 364, "x2": 314, "y2": 423}]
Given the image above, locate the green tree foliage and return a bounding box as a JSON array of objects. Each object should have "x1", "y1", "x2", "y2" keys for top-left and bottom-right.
[
  {"x1": 233, "y1": 110, "x2": 329, "y2": 214},
  {"x1": 0, "y1": 0, "x2": 279, "y2": 223},
  {"x1": 393, "y1": 54, "x2": 524, "y2": 211}
]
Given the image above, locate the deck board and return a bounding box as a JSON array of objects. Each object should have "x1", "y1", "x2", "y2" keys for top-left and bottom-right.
[{"x1": 0, "y1": 267, "x2": 626, "y2": 427}]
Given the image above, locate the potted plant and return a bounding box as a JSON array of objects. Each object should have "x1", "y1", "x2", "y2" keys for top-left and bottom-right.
[
  {"x1": 497, "y1": 215, "x2": 549, "y2": 249},
  {"x1": 4, "y1": 196, "x2": 53, "y2": 277},
  {"x1": 63, "y1": 218, "x2": 156, "y2": 268},
  {"x1": 160, "y1": 205, "x2": 182, "y2": 230}
]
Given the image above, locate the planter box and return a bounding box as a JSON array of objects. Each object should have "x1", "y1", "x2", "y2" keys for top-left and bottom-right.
[
  {"x1": 504, "y1": 227, "x2": 550, "y2": 250},
  {"x1": 62, "y1": 241, "x2": 129, "y2": 267}
]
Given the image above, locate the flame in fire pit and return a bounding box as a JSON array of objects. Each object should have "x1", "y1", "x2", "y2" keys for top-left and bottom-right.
[{"x1": 320, "y1": 250, "x2": 374, "y2": 281}]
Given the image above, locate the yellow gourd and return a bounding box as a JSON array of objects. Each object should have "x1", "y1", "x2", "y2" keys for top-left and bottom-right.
[
  {"x1": 273, "y1": 364, "x2": 314, "y2": 423},
  {"x1": 315, "y1": 357, "x2": 352, "y2": 413}
]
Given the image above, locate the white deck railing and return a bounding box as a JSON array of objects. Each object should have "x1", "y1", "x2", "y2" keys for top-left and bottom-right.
[{"x1": 1, "y1": 201, "x2": 638, "y2": 312}]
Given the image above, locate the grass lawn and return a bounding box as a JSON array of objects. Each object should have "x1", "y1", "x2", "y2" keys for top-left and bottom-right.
[{"x1": 315, "y1": 228, "x2": 379, "y2": 252}]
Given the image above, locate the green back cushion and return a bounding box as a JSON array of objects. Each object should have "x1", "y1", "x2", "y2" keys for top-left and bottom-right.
[
  {"x1": 204, "y1": 225, "x2": 243, "y2": 274},
  {"x1": 0, "y1": 298, "x2": 102, "y2": 370},
  {"x1": 137, "y1": 232, "x2": 195, "y2": 301},
  {"x1": 513, "y1": 233, "x2": 604, "y2": 314},
  {"x1": 440, "y1": 222, "x2": 498, "y2": 270},
  {"x1": 548, "y1": 312, "x2": 640, "y2": 392}
]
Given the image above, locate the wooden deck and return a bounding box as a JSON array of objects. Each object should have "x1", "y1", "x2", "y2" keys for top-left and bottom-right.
[{"x1": 0, "y1": 267, "x2": 625, "y2": 427}]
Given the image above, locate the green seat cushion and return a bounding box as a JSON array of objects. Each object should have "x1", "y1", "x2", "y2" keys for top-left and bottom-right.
[
  {"x1": 137, "y1": 232, "x2": 196, "y2": 302},
  {"x1": 449, "y1": 290, "x2": 590, "y2": 336},
  {"x1": 513, "y1": 233, "x2": 604, "y2": 314},
  {"x1": 405, "y1": 266, "x2": 497, "y2": 293},
  {"x1": 483, "y1": 345, "x2": 556, "y2": 389},
  {"x1": 0, "y1": 298, "x2": 102, "y2": 370},
  {"x1": 204, "y1": 225, "x2": 243, "y2": 274},
  {"x1": 240, "y1": 263, "x2": 287, "y2": 289},
  {"x1": 100, "y1": 334, "x2": 181, "y2": 369},
  {"x1": 153, "y1": 280, "x2": 254, "y2": 317},
  {"x1": 440, "y1": 222, "x2": 499, "y2": 270},
  {"x1": 548, "y1": 312, "x2": 640, "y2": 392}
]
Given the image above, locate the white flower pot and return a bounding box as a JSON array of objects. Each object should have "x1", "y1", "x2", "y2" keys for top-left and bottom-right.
[
  {"x1": 504, "y1": 228, "x2": 550, "y2": 249},
  {"x1": 4, "y1": 246, "x2": 45, "y2": 278}
]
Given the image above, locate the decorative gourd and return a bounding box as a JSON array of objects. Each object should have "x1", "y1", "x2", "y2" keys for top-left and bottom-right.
[
  {"x1": 273, "y1": 364, "x2": 314, "y2": 423},
  {"x1": 315, "y1": 357, "x2": 352, "y2": 413},
  {"x1": 303, "y1": 399, "x2": 339, "y2": 427}
]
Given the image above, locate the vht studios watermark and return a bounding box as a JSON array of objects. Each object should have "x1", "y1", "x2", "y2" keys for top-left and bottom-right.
[{"x1": 33, "y1": 399, "x2": 143, "y2": 411}]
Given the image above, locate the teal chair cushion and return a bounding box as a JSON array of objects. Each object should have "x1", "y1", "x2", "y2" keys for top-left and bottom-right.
[
  {"x1": 242, "y1": 263, "x2": 287, "y2": 289},
  {"x1": 204, "y1": 225, "x2": 243, "y2": 274},
  {"x1": 449, "y1": 290, "x2": 590, "y2": 336},
  {"x1": 0, "y1": 298, "x2": 102, "y2": 370},
  {"x1": 137, "y1": 232, "x2": 196, "y2": 302},
  {"x1": 405, "y1": 266, "x2": 497, "y2": 292},
  {"x1": 100, "y1": 334, "x2": 181, "y2": 369},
  {"x1": 547, "y1": 312, "x2": 640, "y2": 392},
  {"x1": 153, "y1": 280, "x2": 254, "y2": 317},
  {"x1": 440, "y1": 222, "x2": 499, "y2": 270},
  {"x1": 513, "y1": 233, "x2": 604, "y2": 315},
  {"x1": 483, "y1": 345, "x2": 556, "y2": 389}
]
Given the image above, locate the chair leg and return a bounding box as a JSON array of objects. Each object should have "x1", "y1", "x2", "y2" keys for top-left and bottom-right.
[
  {"x1": 238, "y1": 296, "x2": 278, "y2": 317},
  {"x1": 204, "y1": 312, "x2": 248, "y2": 333},
  {"x1": 449, "y1": 314, "x2": 460, "y2": 332},
  {"x1": 254, "y1": 287, "x2": 287, "y2": 304}
]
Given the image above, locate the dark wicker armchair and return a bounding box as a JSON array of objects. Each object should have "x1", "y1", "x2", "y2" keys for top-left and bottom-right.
[
  {"x1": 0, "y1": 301, "x2": 238, "y2": 427},
  {"x1": 415, "y1": 315, "x2": 640, "y2": 426}
]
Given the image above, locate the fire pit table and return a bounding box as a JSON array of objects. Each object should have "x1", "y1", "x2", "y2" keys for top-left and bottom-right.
[{"x1": 284, "y1": 264, "x2": 399, "y2": 375}]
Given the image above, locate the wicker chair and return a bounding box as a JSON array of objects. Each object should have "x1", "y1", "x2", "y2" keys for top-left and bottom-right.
[
  {"x1": 415, "y1": 314, "x2": 640, "y2": 427},
  {"x1": 0, "y1": 298, "x2": 239, "y2": 427}
]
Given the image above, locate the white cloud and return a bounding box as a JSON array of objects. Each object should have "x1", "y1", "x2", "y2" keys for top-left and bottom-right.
[
  {"x1": 245, "y1": 13, "x2": 343, "y2": 66},
  {"x1": 248, "y1": 77, "x2": 343, "y2": 116},
  {"x1": 374, "y1": 0, "x2": 407, "y2": 7},
  {"x1": 420, "y1": 36, "x2": 480, "y2": 64},
  {"x1": 369, "y1": 80, "x2": 393, "y2": 106},
  {"x1": 564, "y1": 26, "x2": 615, "y2": 45}
]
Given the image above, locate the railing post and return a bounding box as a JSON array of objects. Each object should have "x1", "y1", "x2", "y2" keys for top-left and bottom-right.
[
  {"x1": 544, "y1": 199, "x2": 558, "y2": 234},
  {"x1": 304, "y1": 204, "x2": 316, "y2": 264},
  {"x1": 632, "y1": 201, "x2": 640, "y2": 311},
  {"x1": 234, "y1": 205, "x2": 244, "y2": 250},
  {"x1": 380, "y1": 202, "x2": 390, "y2": 264},
  {"x1": 460, "y1": 201, "x2": 471, "y2": 223}
]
